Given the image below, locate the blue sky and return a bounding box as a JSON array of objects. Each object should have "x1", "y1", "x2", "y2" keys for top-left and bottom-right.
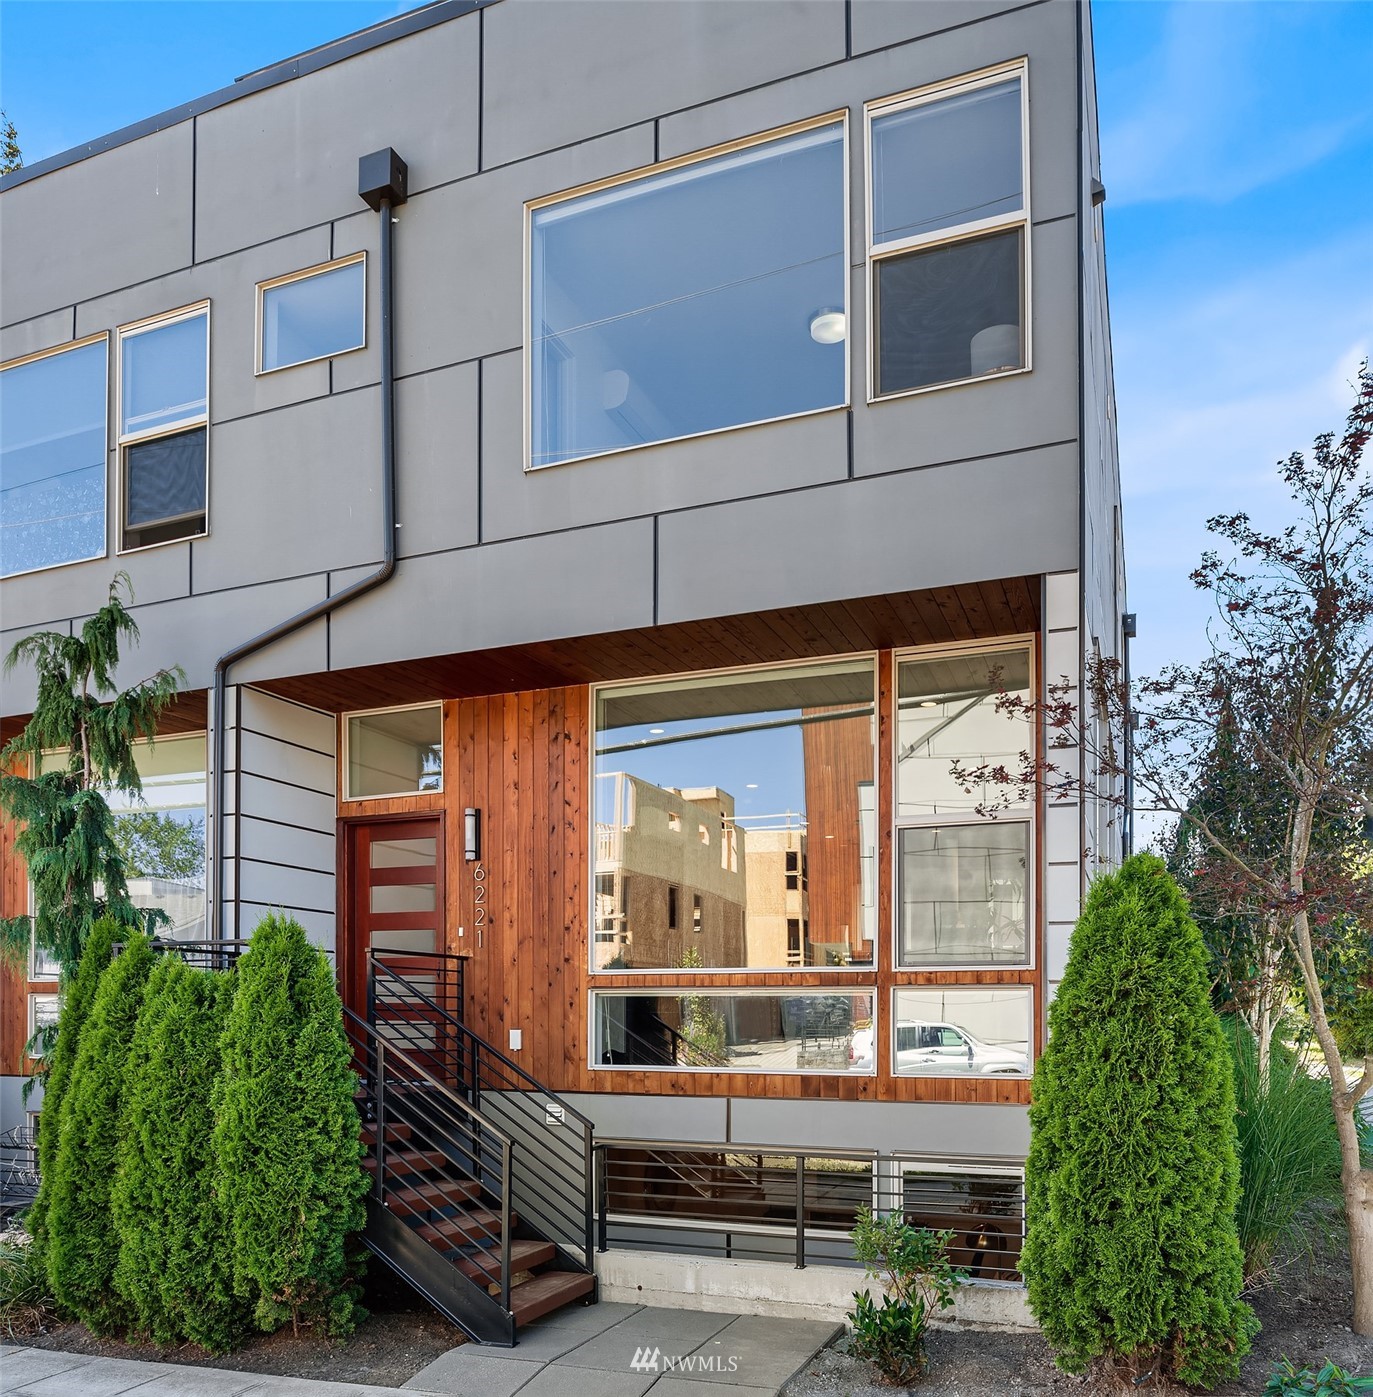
[{"x1": 2, "y1": 0, "x2": 1371, "y2": 680}]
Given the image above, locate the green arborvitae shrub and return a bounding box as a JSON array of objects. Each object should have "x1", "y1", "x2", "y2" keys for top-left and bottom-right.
[
  {"x1": 112, "y1": 956, "x2": 246, "y2": 1351},
  {"x1": 45, "y1": 931, "x2": 154, "y2": 1333},
  {"x1": 26, "y1": 918, "x2": 116, "y2": 1273},
  {"x1": 214, "y1": 913, "x2": 369, "y2": 1336},
  {"x1": 1021, "y1": 854, "x2": 1258, "y2": 1389}
]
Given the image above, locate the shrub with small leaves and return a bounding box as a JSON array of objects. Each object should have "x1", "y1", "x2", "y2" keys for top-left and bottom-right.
[
  {"x1": 848, "y1": 1206, "x2": 965, "y2": 1385},
  {"x1": 213, "y1": 914, "x2": 369, "y2": 1335},
  {"x1": 45, "y1": 931, "x2": 154, "y2": 1333},
  {"x1": 112, "y1": 956, "x2": 246, "y2": 1351}
]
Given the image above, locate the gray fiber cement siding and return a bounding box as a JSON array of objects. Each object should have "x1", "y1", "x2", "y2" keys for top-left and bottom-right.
[{"x1": 1, "y1": 0, "x2": 1089, "y2": 713}]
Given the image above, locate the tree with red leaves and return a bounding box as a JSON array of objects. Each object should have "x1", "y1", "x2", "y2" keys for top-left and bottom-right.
[{"x1": 960, "y1": 364, "x2": 1373, "y2": 1332}]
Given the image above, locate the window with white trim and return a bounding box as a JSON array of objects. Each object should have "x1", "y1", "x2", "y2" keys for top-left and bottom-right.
[
  {"x1": 894, "y1": 644, "x2": 1032, "y2": 967},
  {"x1": 118, "y1": 305, "x2": 209, "y2": 550},
  {"x1": 0, "y1": 335, "x2": 108, "y2": 578},
  {"x1": 529, "y1": 117, "x2": 847, "y2": 468},
  {"x1": 867, "y1": 65, "x2": 1028, "y2": 398},
  {"x1": 258, "y1": 254, "x2": 366, "y2": 374},
  {"x1": 344, "y1": 703, "x2": 443, "y2": 800}
]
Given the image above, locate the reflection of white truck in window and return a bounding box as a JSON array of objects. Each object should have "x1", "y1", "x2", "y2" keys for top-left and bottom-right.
[{"x1": 849, "y1": 1022, "x2": 1029, "y2": 1076}]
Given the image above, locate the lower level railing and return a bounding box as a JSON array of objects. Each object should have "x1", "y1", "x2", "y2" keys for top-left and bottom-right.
[{"x1": 594, "y1": 1139, "x2": 1026, "y2": 1282}]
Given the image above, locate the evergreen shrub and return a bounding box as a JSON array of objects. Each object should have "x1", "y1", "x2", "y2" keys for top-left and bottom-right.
[
  {"x1": 26, "y1": 917, "x2": 116, "y2": 1273},
  {"x1": 45, "y1": 931, "x2": 154, "y2": 1332},
  {"x1": 1021, "y1": 854, "x2": 1257, "y2": 1388},
  {"x1": 112, "y1": 956, "x2": 245, "y2": 1350},
  {"x1": 214, "y1": 913, "x2": 369, "y2": 1335}
]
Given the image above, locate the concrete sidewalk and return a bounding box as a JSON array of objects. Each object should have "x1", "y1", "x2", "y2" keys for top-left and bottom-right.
[
  {"x1": 1, "y1": 1307, "x2": 841, "y2": 1397},
  {"x1": 401, "y1": 1303, "x2": 842, "y2": 1396}
]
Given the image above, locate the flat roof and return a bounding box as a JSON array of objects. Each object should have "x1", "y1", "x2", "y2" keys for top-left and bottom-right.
[{"x1": 0, "y1": 0, "x2": 490, "y2": 193}]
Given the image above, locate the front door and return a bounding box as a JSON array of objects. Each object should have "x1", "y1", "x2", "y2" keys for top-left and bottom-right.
[{"x1": 342, "y1": 816, "x2": 445, "y2": 1022}]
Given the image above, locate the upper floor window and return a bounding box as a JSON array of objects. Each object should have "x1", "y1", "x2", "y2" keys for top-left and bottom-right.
[
  {"x1": 0, "y1": 335, "x2": 108, "y2": 579},
  {"x1": 257, "y1": 254, "x2": 366, "y2": 374},
  {"x1": 529, "y1": 116, "x2": 847, "y2": 469},
  {"x1": 345, "y1": 703, "x2": 444, "y2": 800},
  {"x1": 867, "y1": 64, "x2": 1028, "y2": 399},
  {"x1": 118, "y1": 304, "x2": 209, "y2": 551}
]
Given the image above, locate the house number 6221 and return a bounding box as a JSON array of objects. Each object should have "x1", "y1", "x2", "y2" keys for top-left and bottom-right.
[{"x1": 473, "y1": 863, "x2": 487, "y2": 929}]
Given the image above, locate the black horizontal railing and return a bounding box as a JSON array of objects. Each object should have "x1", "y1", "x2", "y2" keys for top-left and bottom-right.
[
  {"x1": 368, "y1": 951, "x2": 596, "y2": 1274},
  {"x1": 0, "y1": 1124, "x2": 38, "y2": 1220},
  {"x1": 594, "y1": 1139, "x2": 1026, "y2": 1282},
  {"x1": 344, "y1": 1005, "x2": 515, "y2": 1313}
]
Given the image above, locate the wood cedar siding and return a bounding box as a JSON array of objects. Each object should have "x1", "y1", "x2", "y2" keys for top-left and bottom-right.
[
  {"x1": 0, "y1": 756, "x2": 50, "y2": 1079},
  {"x1": 350, "y1": 646, "x2": 1040, "y2": 1108}
]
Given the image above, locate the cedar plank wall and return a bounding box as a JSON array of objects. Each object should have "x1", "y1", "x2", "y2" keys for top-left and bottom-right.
[
  {"x1": 0, "y1": 756, "x2": 49, "y2": 1077},
  {"x1": 404, "y1": 650, "x2": 1040, "y2": 1109}
]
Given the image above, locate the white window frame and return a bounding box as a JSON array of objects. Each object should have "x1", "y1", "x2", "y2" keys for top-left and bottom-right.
[
  {"x1": 342, "y1": 701, "x2": 445, "y2": 802},
  {"x1": 0, "y1": 332, "x2": 110, "y2": 580},
  {"x1": 888, "y1": 984, "x2": 1034, "y2": 1080},
  {"x1": 590, "y1": 652, "x2": 879, "y2": 976},
  {"x1": 865, "y1": 59, "x2": 1032, "y2": 403},
  {"x1": 28, "y1": 992, "x2": 61, "y2": 1057},
  {"x1": 255, "y1": 252, "x2": 367, "y2": 376},
  {"x1": 588, "y1": 986, "x2": 878, "y2": 1076},
  {"x1": 116, "y1": 301, "x2": 211, "y2": 554},
  {"x1": 890, "y1": 637, "x2": 1037, "y2": 972},
  {"x1": 890, "y1": 1156, "x2": 1026, "y2": 1287},
  {"x1": 523, "y1": 110, "x2": 851, "y2": 472}
]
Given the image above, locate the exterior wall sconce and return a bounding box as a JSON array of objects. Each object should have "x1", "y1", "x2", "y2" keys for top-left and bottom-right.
[{"x1": 464, "y1": 807, "x2": 481, "y2": 862}]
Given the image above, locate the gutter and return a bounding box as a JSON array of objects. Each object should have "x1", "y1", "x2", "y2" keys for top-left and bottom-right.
[{"x1": 208, "y1": 149, "x2": 409, "y2": 942}]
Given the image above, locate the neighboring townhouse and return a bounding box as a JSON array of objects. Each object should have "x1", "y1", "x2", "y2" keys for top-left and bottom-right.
[{"x1": 0, "y1": 0, "x2": 1125, "y2": 1339}]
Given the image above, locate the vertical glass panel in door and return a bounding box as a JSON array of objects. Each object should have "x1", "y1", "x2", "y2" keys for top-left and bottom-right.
[
  {"x1": 531, "y1": 122, "x2": 846, "y2": 467},
  {"x1": 1, "y1": 340, "x2": 107, "y2": 577},
  {"x1": 121, "y1": 313, "x2": 208, "y2": 436},
  {"x1": 871, "y1": 79, "x2": 1022, "y2": 245},
  {"x1": 261, "y1": 260, "x2": 365, "y2": 372}
]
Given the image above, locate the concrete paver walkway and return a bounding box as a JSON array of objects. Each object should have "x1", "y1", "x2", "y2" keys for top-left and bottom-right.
[
  {"x1": 1, "y1": 1307, "x2": 841, "y2": 1397},
  {"x1": 401, "y1": 1303, "x2": 842, "y2": 1396}
]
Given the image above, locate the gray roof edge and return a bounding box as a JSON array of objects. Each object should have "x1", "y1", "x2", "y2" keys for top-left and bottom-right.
[{"x1": 0, "y1": 0, "x2": 490, "y2": 194}]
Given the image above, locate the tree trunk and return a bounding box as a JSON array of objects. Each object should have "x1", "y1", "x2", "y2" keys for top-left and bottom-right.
[{"x1": 1336, "y1": 1104, "x2": 1373, "y2": 1335}]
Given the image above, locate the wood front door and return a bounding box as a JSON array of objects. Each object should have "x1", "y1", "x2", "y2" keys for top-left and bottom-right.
[{"x1": 342, "y1": 816, "x2": 445, "y2": 1020}]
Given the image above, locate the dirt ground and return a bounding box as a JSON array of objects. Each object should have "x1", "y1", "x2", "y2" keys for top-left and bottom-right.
[
  {"x1": 785, "y1": 1216, "x2": 1373, "y2": 1397},
  {"x1": 10, "y1": 1267, "x2": 463, "y2": 1387}
]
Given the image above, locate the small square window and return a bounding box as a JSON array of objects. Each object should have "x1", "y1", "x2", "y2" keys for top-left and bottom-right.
[
  {"x1": 118, "y1": 306, "x2": 209, "y2": 551},
  {"x1": 258, "y1": 255, "x2": 366, "y2": 374},
  {"x1": 345, "y1": 704, "x2": 443, "y2": 800}
]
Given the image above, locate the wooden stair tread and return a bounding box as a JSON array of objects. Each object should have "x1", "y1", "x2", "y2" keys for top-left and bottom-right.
[
  {"x1": 512, "y1": 1270, "x2": 596, "y2": 1326},
  {"x1": 411, "y1": 1208, "x2": 508, "y2": 1248},
  {"x1": 387, "y1": 1177, "x2": 483, "y2": 1211},
  {"x1": 362, "y1": 1148, "x2": 448, "y2": 1176},
  {"x1": 360, "y1": 1122, "x2": 412, "y2": 1144},
  {"x1": 452, "y1": 1238, "x2": 555, "y2": 1285}
]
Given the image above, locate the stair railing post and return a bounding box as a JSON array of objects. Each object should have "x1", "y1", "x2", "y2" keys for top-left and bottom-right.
[
  {"x1": 795, "y1": 1153, "x2": 806, "y2": 1269},
  {"x1": 583, "y1": 1129, "x2": 596, "y2": 1269},
  {"x1": 595, "y1": 1141, "x2": 609, "y2": 1254},
  {"x1": 500, "y1": 1140, "x2": 514, "y2": 1317},
  {"x1": 375, "y1": 1039, "x2": 387, "y2": 1206}
]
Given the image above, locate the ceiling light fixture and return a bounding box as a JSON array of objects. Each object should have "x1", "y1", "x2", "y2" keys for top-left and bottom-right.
[{"x1": 808, "y1": 308, "x2": 846, "y2": 345}]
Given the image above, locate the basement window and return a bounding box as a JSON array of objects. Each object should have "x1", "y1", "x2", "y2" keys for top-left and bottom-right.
[
  {"x1": 528, "y1": 116, "x2": 847, "y2": 468},
  {"x1": 897, "y1": 1160, "x2": 1025, "y2": 1282},
  {"x1": 0, "y1": 335, "x2": 108, "y2": 578},
  {"x1": 118, "y1": 304, "x2": 209, "y2": 551},
  {"x1": 868, "y1": 64, "x2": 1029, "y2": 398},
  {"x1": 258, "y1": 254, "x2": 366, "y2": 374}
]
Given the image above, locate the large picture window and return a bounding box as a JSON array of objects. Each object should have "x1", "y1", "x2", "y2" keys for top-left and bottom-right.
[
  {"x1": 594, "y1": 659, "x2": 876, "y2": 972},
  {"x1": 890, "y1": 987, "x2": 1032, "y2": 1078},
  {"x1": 118, "y1": 305, "x2": 209, "y2": 551},
  {"x1": 895, "y1": 644, "x2": 1032, "y2": 967},
  {"x1": 529, "y1": 117, "x2": 847, "y2": 469},
  {"x1": 867, "y1": 65, "x2": 1028, "y2": 398},
  {"x1": 0, "y1": 336, "x2": 107, "y2": 578}
]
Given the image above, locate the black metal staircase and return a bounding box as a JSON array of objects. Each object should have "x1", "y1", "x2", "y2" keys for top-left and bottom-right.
[{"x1": 346, "y1": 950, "x2": 597, "y2": 1345}]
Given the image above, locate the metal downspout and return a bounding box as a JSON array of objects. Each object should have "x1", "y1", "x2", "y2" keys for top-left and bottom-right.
[{"x1": 209, "y1": 153, "x2": 406, "y2": 943}]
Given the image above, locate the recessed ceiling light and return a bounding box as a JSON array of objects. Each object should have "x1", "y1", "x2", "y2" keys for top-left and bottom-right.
[
  {"x1": 919, "y1": 700, "x2": 939, "y2": 708},
  {"x1": 808, "y1": 308, "x2": 846, "y2": 345},
  {"x1": 649, "y1": 727, "x2": 665, "y2": 734}
]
